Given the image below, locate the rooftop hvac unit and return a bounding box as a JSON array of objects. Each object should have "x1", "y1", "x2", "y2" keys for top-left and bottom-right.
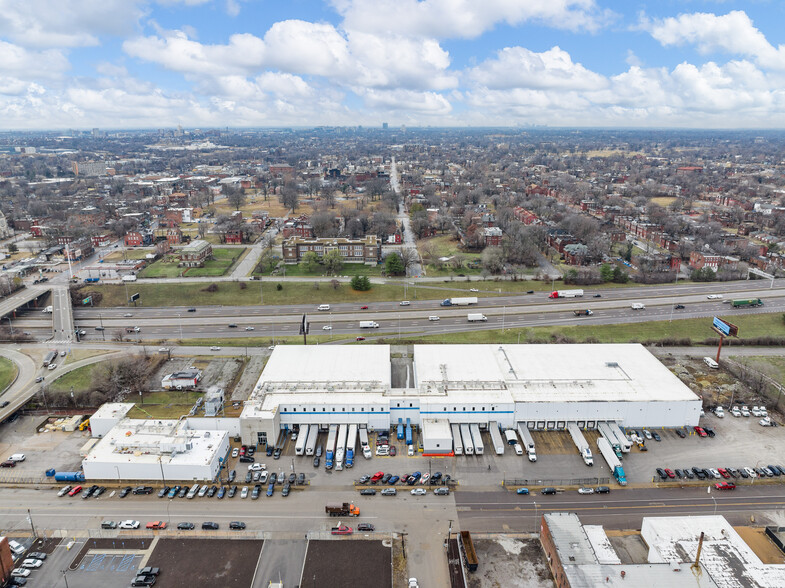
[{"x1": 606, "y1": 362, "x2": 619, "y2": 367}]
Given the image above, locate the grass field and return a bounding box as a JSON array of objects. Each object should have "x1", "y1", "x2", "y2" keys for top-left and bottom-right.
[
  {"x1": 102, "y1": 249, "x2": 151, "y2": 262},
  {"x1": 398, "y1": 312, "x2": 785, "y2": 345},
  {"x1": 64, "y1": 349, "x2": 114, "y2": 365},
  {"x1": 0, "y1": 357, "x2": 18, "y2": 392},
  {"x1": 48, "y1": 363, "x2": 99, "y2": 393},
  {"x1": 258, "y1": 262, "x2": 384, "y2": 278},
  {"x1": 650, "y1": 197, "x2": 677, "y2": 208},
  {"x1": 735, "y1": 356, "x2": 785, "y2": 386},
  {"x1": 417, "y1": 234, "x2": 484, "y2": 276},
  {"x1": 138, "y1": 247, "x2": 246, "y2": 278},
  {"x1": 128, "y1": 390, "x2": 202, "y2": 419}
]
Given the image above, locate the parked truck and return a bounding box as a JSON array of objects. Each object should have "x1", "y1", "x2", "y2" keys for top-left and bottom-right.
[
  {"x1": 608, "y1": 422, "x2": 632, "y2": 453},
  {"x1": 460, "y1": 423, "x2": 474, "y2": 455},
  {"x1": 325, "y1": 502, "x2": 360, "y2": 517},
  {"x1": 359, "y1": 321, "x2": 379, "y2": 328},
  {"x1": 567, "y1": 422, "x2": 594, "y2": 466},
  {"x1": 451, "y1": 423, "x2": 463, "y2": 456},
  {"x1": 460, "y1": 531, "x2": 479, "y2": 572},
  {"x1": 440, "y1": 297, "x2": 478, "y2": 306},
  {"x1": 397, "y1": 418, "x2": 404, "y2": 440},
  {"x1": 325, "y1": 424, "x2": 338, "y2": 469},
  {"x1": 597, "y1": 437, "x2": 627, "y2": 486},
  {"x1": 305, "y1": 425, "x2": 319, "y2": 456},
  {"x1": 489, "y1": 422, "x2": 505, "y2": 455},
  {"x1": 504, "y1": 429, "x2": 518, "y2": 446},
  {"x1": 548, "y1": 289, "x2": 583, "y2": 299},
  {"x1": 335, "y1": 424, "x2": 348, "y2": 471},
  {"x1": 573, "y1": 310, "x2": 593, "y2": 316},
  {"x1": 470, "y1": 423, "x2": 484, "y2": 455},
  {"x1": 83, "y1": 277, "x2": 100, "y2": 283},
  {"x1": 731, "y1": 298, "x2": 763, "y2": 308},
  {"x1": 405, "y1": 418, "x2": 413, "y2": 446},
  {"x1": 346, "y1": 424, "x2": 357, "y2": 468},
  {"x1": 467, "y1": 313, "x2": 487, "y2": 322},
  {"x1": 597, "y1": 422, "x2": 622, "y2": 458},
  {"x1": 55, "y1": 471, "x2": 85, "y2": 483},
  {"x1": 517, "y1": 424, "x2": 537, "y2": 462}
]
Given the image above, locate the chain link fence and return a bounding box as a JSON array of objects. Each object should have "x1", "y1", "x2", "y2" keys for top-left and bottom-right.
[{"x1": 503, "y1": 477, "x2": 610, "y2": 488}]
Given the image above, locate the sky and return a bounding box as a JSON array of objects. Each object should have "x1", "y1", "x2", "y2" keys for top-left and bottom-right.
[{"x1": 2, "y1": 0, "x2": 785, "y2": 130}]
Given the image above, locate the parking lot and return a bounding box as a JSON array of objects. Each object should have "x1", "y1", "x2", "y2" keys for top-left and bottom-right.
[
  {"x1": 300, "y1": 539, "x2": 392, "y2": 588},
  {"x1": 0, "y1": 415, "x2": 87, "y2": 480}
]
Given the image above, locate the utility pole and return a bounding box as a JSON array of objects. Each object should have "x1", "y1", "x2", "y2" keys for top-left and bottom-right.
[{"x1": 27, "y1": 508, "x2": 37, "y2": 538}]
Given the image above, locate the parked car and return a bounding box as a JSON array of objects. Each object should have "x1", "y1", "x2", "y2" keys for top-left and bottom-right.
[
  {"x1": 434, "y1": 487, "x2": 449, "y2": 495},
  {"x1": 119, "y1": 486, "x2": 132, "y2": 498},
  {"x1": 21, "y1": 559, "x2": 43, "y2": 569},
  {"x1": 360, "y1": 488, "x2": 377, "y2": 496},
  {"x1": 252, "y1": 484, "x2": 261, "y2": 499},
  {"x1": 715, "y1": 482, "x2": 736, "y2": 490},
  {"x1": 58, "y1": 485, "x2": 72, "y2": 497},
  {"x1": 282, "y1": 483, "x2": 291, "y2": 497},
  {"x1": 675, "y1": 429, "x2": 687, "y2": 438},
  {"x1": 101, "y1": 521, "x2": 117, "y2": 529},
  {"x1": 656, "y1": 468, "x2": 668, "y2": 480},
  {"x1": 381, "y1": 488, "x2": 397, "y2": 496},
  {"x1": 145, "y1": 521, "x2": 166, "y2": 530},
  {"x1": 410, "y1": 488, "x2": 426, "y2": 496},
  {"x1": 652, "y1": 431, "x2": 661, "y2": 441},
  {"x1": 595, "y1": 486, "x2": 611, "y2": 494},
  {"x1": 229, "y1": 521, "x2": 246, "y2": 530},
  {"x1": 201, "y1": 522, "x2": 219, "y2": 530},
  {"x1": 241, "y1": 486, "x2": 249, "y2": 499},
  {"x1": 266, "y1": 483, "x2": 275, "y2": 497},
  {"x1": 118, "y1": 520, "x2": 140, "y2": 529},
  {"x1": 177, "y1": 523, "x2": 195, "y2": 532},
  {"x1": 578, "y1": 487, "x2": 594, "y2": 494},
  {"x1": 540, "y1": 487, "x2": 557, "y2": 495}
]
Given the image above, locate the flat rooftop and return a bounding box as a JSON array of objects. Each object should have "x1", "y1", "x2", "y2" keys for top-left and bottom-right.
[
  {"x1": 84, "y1": 418, "x2": 227, "y2": 467},
  {"x1": 414, "y1": 344, "x2": 697, "y2": 403}
]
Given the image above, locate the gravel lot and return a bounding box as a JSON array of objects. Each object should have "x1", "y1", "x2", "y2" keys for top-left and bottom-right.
[{"x1": 301, "y1": 540, "x2": 392, "y2": 588}]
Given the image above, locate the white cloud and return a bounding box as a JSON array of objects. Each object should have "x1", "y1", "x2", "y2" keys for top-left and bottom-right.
[
  {"x1": 332, "y1": 0, "x2": 614, "y2": 38},
  {"x1": 123, "y1": 31, "x2": 266, "y2": 76},
  {"x1": 466, "y1": 46, "x2": 606, "y2": 91},
  {"x1": 0, "y1": 0, "x2": 145, "y2": 47},
  {"x1": 645, "y1": 10, "x2": 785, "y2": 70},
  {"x1": 358, "y1": 88, "x2": 452, "y2": 114},
  {"x1": 262, "y1": 20, "x2": 352, "y2": 76},
  {"x1": 0, "y1": 41, "x2": 69, "y2": 79}
]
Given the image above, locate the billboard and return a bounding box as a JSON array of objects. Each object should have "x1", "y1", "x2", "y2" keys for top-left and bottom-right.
[
  {"x1": 713, "y1": 317, "x2": 738, "y2": 337},
  {"x1": 130, "y1": 293, "x2": 140, "y2": 302}
]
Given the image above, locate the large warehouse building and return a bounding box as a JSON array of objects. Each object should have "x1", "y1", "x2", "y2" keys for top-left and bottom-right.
[
  {"x1": 82, "y1": 416, "x2": 229, "y2": 481},
  {"x1": 239, "y1": 344, "x2": 701, "y2": 450}
]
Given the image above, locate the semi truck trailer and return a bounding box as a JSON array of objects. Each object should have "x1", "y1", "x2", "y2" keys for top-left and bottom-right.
[
  {"x1": 467, "y1": 313, "x2": 487, "y2": 322},
  {"x1": 548, "y1": 289, "x2": 583, "y2": 299},
  {"x1": 440, "y1": 297, "x2": 478, "y2": 306},
  {"x1": 567, "y1": 422, "x2": 594, "y2": 466}
]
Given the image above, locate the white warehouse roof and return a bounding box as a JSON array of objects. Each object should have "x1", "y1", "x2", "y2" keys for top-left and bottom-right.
[
  {"x1": 414, "y1": 344, "x2": 696, "y2": 403},
  {"x1": 259, "y1": 345, "x2": 391, "y2": 388}
]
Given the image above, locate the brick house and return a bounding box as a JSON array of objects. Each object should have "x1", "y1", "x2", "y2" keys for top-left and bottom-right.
[
  {"x1": 155, "y1": 227, "x2": 183, "y2": 245},
  {"x1": 689, "y1": 251, "x2": 740, "y2": 272},
  {"x1": 563, "y1": 243, "x2": 589, "y2": 265},
  {"x1": 282, "y1": 235, "x2": 381, "y2": 265},
  {"x1": 281, "y1": 215, "x2": 314, "y2": 238},
  {"x1": 483, "y1": 227, "x2": 503, "y2": 247},
  {"x1": 91, "y1": 234, "x2": 113, "y2": 247},
  {"x1": 225, "y1": 230, "x2": 243, "y2": 244},
  {"x1": 64, "y1": 237, "x2": 94, "y2": 261},
  {"x1": 179, "y1": 240, "x2": 212, "y2": 267}
]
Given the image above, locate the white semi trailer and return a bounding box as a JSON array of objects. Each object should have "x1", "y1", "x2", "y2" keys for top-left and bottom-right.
[{"x1": 567, "y1": 422, "x2": 594, "y2": 466}]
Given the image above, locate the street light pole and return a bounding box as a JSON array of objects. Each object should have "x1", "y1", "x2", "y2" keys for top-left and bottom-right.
[{"x1": 178, "y1": 314, "x2": 183, "y2": 340}]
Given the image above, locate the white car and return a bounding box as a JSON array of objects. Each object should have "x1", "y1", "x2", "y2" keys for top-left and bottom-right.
[
  {"x1": 198, "y1": 485, "x2": 208, "y2": 497},
  {"x1": 470, "y1": 288, "x2": 479, "y2": 292},
  {"x1": 709, "y1": 468, "x2": 722, "y2": 479},
  {"x1": 21, "y1": 559, "x2": 43, "y2": 568},
  {"x1": 741, "y1": 406, "x2": 751, "y2": 417},
  {"x1": 409, "y1": 579, "x2": 419, "y2": 588},
  {"x1": 123, "y1": 313, "x2": 133, "y2": 317},
  {"x1": 259, "y1": 471, "x2": 269, "y2": 484},
  {"x1": 408, "y1": 445, "x2": 415, "y2": 456},
  {"x1": 643, "y1": 429, "x2": 652, "y2": 440},
  {"x1": 245, "y1": 326, "x2": 255, "y2": 331},
  {"x1": 759, "y1": 417, "x2": 773, "y2": 427},
  {"x1": 118, "y1": 520, "x2": 140, "y2": 529},
  {"x1": 410, "y1": 488, "x2": 426, "y2": 495},
  {"x1": 248, "y1": 463, "x2": 265, "y2": 471},
  {"x1": 707, "y1": 294, "x2": 723, "y2": 299},
  {"x1": 231, "y1": 448, "x2": 239, "y2": 458},
  {"x1": 210, "y1": 346, "x2": 221, "y2": 351},
  {"x1": 10, "y1": 569, "x2": 30, "y2": 578},
  {"x1": 714, "y1": 407, "x2": 725, "y2": 418},
  {"x1": 744, "y1": 467, "x2": 757, "y2": 478},
  {"x1": 420, "y1": 473, "x2": 430, "y2": 485},
  {"x1": 240, "y1": 486, "x2": 249, "y2": 499},
  {"x1": 731, "y1": 406, "x2": 742, "y2": 417},
  {"x1": 577, "y1": 487, "x2": 594, "y2": 495},
  {"x1": 428, "y1": 316, "x2": 440, "y2": 321},
  {"x1": 513, "y1": 444, "x2": 523, "y2": 456},
  {"x1": 58, "y1": 485, "x2": 72, "y2": 497},
  {"x1": 322, "y1": 325, "x2": 332, "y2": 330},
  {"x1": 48, "y1": 363, "x2": 57, "y2": 370}
]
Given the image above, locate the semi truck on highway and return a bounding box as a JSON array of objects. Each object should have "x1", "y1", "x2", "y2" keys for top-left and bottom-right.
[
  {"x1": 325, "y1": 502, "x2": 360, "y2": 517},
  {"x1": 359, "y1": 321, "x2": 379, "y2": 328},
  {"x1": 548, "y1": 289, "x2": 583, "y2": 299},
  {"x1": 597, "y1": 437, "x2": 627, "y2": 486},
  {"x1": 573, "y1": 309, "x2": 593, "y2": 316},
  {"x1": 43, "y1": 350, "x2": 57, "y2": 367},
  {"x1": 731, "y1": 298, "x2": 763, "y2": 308},
  {"x1": 440, "y1": 297, "x2": 478, "y2": 306},
  {"x1": 567, "y1": 422, "x2": 594, "y2": 466},
  {"x1": 467, "y1": 313, "x2": 487, "y2": 322}
]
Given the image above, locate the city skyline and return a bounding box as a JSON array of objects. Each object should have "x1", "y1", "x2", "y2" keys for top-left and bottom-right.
[{"x1": 2, "y1": 1, "x2": 785, "y2": 129}]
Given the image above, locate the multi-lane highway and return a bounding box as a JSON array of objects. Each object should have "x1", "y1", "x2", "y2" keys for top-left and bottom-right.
[{"x1": 10, "y1": 280, "x2": 785, "y2": 341}]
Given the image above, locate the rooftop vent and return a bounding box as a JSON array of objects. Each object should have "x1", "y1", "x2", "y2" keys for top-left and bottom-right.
[{"x1": 606, "y1": 362, "x2": 619, "y2": 367}]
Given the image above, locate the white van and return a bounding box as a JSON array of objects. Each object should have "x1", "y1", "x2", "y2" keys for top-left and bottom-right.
[
  {"x1": 8, "y1": 454, "x2": 25, "y2": 462},
  {"x1": 186, "y1": 483, "x2": 200, "y2": 499},
  {"x1": 631, "y1": 303, "x2": 645, "y2": 310},
  {"x1": 513, "y1": 443, "x2": 523, "y2": 456},
  {"x1": 317, "y1": 304, "x2": 331, "y2": 311},
  {"x1": 703, "y1": 357, "x2": 719, "y2": 369}
]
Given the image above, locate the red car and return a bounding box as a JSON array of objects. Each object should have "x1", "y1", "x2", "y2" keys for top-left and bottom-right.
[
  {"x1": 360, "y1": 306, "x2": 368, "y2": 310},
  {"x1": 715, "y1": 482, "x2": 736, "y2": 490},
  {"x1": 146, "y1": 521, "x2": 167, "y2": 529},
  {"x1": 370, "y1": 471, "x2": 384, "y2": 483},
  {"x1": 331, "y1": 524, "x2": 353, "y2": 535},
  {"x1": 356, "y1": 337, "x2": 365, "y2": 341},
  {"x1": 665, "y1": 469, "x2": 676, "y2": 479},
  {"x1": 717, "y1": 468, "x2": 730, "y2": 479},
  {"x1": 239, "y1": 446, "x2": 247, "y2": 456},
  {"x1": 694, "y1": 426, "x2": 707, "y2": 437},
  {"x1": 68, "y1": 485, "x2": 83, "y2": 496}
]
